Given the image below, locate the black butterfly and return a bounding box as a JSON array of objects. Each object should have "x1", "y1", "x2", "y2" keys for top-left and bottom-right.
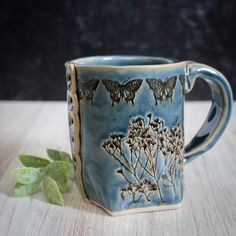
[
  {"x1": 102, "y1": 79, "x2": 142, "y2": 106},
  {"x1": 146, "y1": 76, "x2": 177, "y2": 105},
  {"x1": 78, "y1": 79, "x2": 99, "y2": 105}
]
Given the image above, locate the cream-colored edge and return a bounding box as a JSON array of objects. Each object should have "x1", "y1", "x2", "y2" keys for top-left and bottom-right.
[
  {"x1": 87, "y1": 199, "x2": 182, "y2": 216},
  {"x1": 65, "y1": 60, "x2": 187, "y2": 71},
  {"x1": 72, "y1": 61, "x2": 186, "y2": 71},
  {"x1": 68, "y1": 64, "x2": 87, "y2": 198}
]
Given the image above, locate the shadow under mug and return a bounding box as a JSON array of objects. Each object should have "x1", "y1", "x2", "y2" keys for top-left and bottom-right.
[{"x1": 65, "y1": 56, "x2": 232, "y2": 216}]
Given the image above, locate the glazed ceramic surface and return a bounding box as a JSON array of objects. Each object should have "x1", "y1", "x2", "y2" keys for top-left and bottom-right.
[{"x1": 65, "y1": 56, "x2": 232, "y2": 216}]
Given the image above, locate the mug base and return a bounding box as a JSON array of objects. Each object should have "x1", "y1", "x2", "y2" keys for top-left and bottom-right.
[
  {"x1": 75, "y1": 168, "x2": 182, "y2": 216},
  {"x1": 89, "y1": 199, "x2": 182, "y2": 216}
]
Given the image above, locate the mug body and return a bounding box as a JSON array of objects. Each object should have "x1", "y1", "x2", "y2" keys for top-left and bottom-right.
[{"x1": 66, "y1": 56, "x2": 186, "y2": 216}]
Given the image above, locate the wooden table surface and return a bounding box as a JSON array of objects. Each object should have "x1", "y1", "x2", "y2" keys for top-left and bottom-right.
[{"x1": 0, "y1": 101, "x2": 235, "y2": 236}]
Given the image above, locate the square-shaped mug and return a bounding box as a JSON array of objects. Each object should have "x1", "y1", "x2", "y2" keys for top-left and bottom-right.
[{"x1": 65, "y1": 56, "x2": 232, "y2": 216}]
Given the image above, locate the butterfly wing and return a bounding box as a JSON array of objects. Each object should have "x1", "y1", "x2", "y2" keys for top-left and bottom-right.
[
  {"x1": 102, "y1": 80, "x2": 121, "y2": 106},
  {"x1": 79, "y1": 79, "x2": 99, "y2": 104},
  {"x1": 123, "y1": 79, "x2": 142, "y2": 105},
  {"x1": 146, "y1": 78, "x2": 164, "y2": 105},
  {"x1": 163, "y1": 76, "x2": 177, "y2": 102}
]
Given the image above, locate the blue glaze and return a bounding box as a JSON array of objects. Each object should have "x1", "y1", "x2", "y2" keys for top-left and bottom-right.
[
  {"x1": 184, "y1": 62, "x2": 233, "y2": 163},
  {"x1": 65, "y1": 56, "x2": 232, "y2": 215}
]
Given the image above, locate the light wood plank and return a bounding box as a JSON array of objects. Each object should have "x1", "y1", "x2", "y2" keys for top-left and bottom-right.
[{"x1": 0, "y1": 101, "x2": 235, "y2": 236}]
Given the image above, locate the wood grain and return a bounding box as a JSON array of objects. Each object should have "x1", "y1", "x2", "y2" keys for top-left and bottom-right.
[{"x1": 0, "y1": 101, "x2": 235, "y2": 236}]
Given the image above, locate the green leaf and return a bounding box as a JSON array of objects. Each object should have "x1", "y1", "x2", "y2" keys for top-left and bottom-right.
[
  {"x1": 11, "y1": 167, "x2": 43, "y2": 184},
  {"x1": 45, "y1": 161, "x2": 72, "y2": 193},
  {"x1": 47, "y1": 161, "x2": 72, "y2": 174},
  {"x1": 46, "y1": 149, "x2": 71, "y2": 162},
  {"x1": 42, "y1": 176, "x2": 64, "y2": 206},
  {"x1": 19, "y1": 154, "x2": 50, "y2": 168},
  {"x1": 60, "y1": 151, "x2": 71, "y2": 162},
  {"x1": 11, "y1": 181, "x2": 41, "y2": 197}
]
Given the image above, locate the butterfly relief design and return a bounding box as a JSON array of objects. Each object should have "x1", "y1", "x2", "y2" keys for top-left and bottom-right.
[
  {"x1": 102, "y1": 79, "x2": 142, "y2": 106},
  {"x1": 78, "y1": 79, "x2": 99, "y2": 105},
  {"x1": 146, "y1": 76, "x2": 177, "y2": 105}
]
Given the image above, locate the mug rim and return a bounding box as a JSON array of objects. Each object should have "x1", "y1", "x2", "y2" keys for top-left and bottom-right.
[{"x1": 65, "y1": 55, "x2": 182, "y2": 69}]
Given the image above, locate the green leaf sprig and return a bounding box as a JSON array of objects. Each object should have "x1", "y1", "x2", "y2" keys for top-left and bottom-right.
[{"x1": 11, "y1": 149, "x2": 74, "y2": 206}]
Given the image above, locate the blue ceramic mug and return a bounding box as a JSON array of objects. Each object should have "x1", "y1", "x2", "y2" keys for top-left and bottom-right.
[{"x1": 65, "y1": 56, "x2": 232, "y2": 216}]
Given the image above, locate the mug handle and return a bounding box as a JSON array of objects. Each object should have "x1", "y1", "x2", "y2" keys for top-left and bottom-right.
[{"x1": 183, "y1": 62, "x2": 233, "y2": 164}]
